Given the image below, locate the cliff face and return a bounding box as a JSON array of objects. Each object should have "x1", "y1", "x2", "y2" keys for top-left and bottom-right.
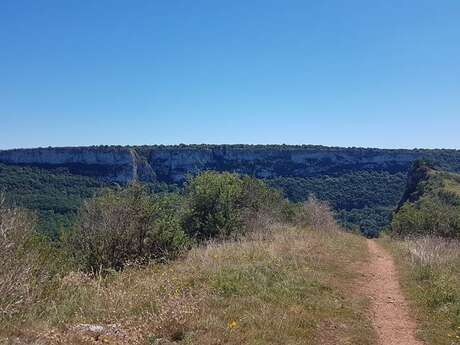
[
  {"x1": 396, "y1": 161, "x2": 435, "y2": 209},
  {"x1": 146, "y1": 147, "x2": 419, "y2": 182},
  {"x1": 0, "y1": 147, "x2": 154, "y2": 183},
  {"x1": 1, "y1": 145, "x2": 460, "y2": 183}
]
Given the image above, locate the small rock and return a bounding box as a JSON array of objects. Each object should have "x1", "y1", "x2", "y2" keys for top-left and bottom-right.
[{"x1": 71, "y1": 323, "x2": 125, "y2": 340}]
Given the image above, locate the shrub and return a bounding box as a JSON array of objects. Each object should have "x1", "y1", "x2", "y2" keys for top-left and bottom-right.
[
  {"x1": 182, "y1": 172, "x2": 292, "y2": 240},
  {"x1": 145, "y1": 193, "x2": 190, "y2": 259},
  {"x1": 182, "y1": 172, "x2": 246, "y2": 240},
  {"x1": 302, "y1": 196, "x2": 340, "y2": 232},
  {"x1": 391, "y1": 197, "x2": 460, "y2": 238},
  {"x1": 67, "y1": 184, "x2": 188, "y2": 272},
  {"x1": 239, "y1": 176, "x2": 293, "y2": 231}
]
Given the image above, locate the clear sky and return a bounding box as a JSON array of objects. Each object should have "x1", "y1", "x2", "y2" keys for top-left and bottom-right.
[{"x1": 1, "y1": 1, "x2": 459, "y2": 150}]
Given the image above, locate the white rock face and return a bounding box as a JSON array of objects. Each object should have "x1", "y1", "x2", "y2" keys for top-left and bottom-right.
[
  {"x1": 0, "y1": 147, "x2": 138, "y2": 183},
  {"x1": 1, "y1": 146, "x2": 459, "y2": 183},
  {"x1": 0, "y1": 147, "x2": 132, "y2": 165},
  {"x1": 147, "y1": 146, "x2": 440, "y2": 182}
]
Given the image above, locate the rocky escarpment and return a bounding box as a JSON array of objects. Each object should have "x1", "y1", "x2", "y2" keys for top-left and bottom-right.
[
  {"x1": 396, "y1": 160, "x2": 435, "y2": 209},
  {"x1": 143, "y1": 145, "x2": 460, "y2": 182},
  {"x1": 0, "y1": 147, "x2": 155, "y2": 183},
  {"x1": 1, "y1": 145, "x2": 460, "y2": 183}
]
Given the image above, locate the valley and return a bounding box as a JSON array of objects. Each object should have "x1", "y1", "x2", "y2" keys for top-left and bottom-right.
[
  {"x1": 2, "y1": 145, "x2": 460, "y2": 237},
  {"x1": 1, "y1": 150, "x2": 459, "y2": 345}
]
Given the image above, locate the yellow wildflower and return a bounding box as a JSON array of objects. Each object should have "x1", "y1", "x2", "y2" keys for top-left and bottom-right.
[{"x1": 228, "y1": 320, "x2": 238, "y2": 329}]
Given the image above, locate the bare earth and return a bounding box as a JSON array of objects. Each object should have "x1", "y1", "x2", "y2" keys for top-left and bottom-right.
[{"x1": 362, "y1": 240, "x2": 425, "y2": 345}]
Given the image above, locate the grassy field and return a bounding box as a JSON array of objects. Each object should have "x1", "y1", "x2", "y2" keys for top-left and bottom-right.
[
  {"x1": 1, "y1": 226, "x2": 375, "y2": 345},
  {"x1": 381, "y1": 236, "x2": 460, "y2": 345}
]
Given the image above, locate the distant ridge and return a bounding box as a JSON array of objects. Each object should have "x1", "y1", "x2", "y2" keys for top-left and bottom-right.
[{"x1": 1, "y1": 145, "x2": 460, "y2": 183}]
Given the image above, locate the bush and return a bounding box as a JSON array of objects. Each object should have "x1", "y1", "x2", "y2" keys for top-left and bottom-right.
[
  {"x1": 182, "y1": 172, "x2": 246, "y2": 240},
  {"x1": 67, "y1": 184, "x2": 188, "y2": 272},
  {"x1": 239, "y1": 176, "x2": 294, "y2": 231},
  {"x1": 67, "y1": 173, "x2": 295, "y2": 271},
  {"x1": 182, "y1": 172, "x2": 292, "y2": 240},
  {"x1": 301, "y1": 196, "x2": 340, "y2": 232},
  {"x1": 145, "y1": 193, "x2": 190, "y2": 258},
  {"x1": 391, "y1": 197, "x2": 460, "y2": 239}
]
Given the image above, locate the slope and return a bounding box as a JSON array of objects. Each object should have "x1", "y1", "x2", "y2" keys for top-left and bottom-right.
[{"x1": 391, "y1": 160, "x2": 460, "y2": 239}]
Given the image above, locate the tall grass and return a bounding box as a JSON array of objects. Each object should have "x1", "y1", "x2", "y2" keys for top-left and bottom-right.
[
  {"x1": 383, "y1": 236, "x2": 460, "y2": 345},
  {"x1": 405, "y1": 237, "x2": 460, "y2": 268},
  {"x1": 0, "y1": 195, "x2": 64, "y2": 320}
]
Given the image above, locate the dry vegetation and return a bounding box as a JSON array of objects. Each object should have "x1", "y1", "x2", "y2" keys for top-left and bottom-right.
[
  {"x1": 0, "y1": 196, "x2": 64, "y2": 320},
  {"x1": 1, "y1": 223, "x2": 374, "y2": 344},
  {"x1": 381, "y1": 236, "x2": 460, "y2": 345},
  {"x1": 0, "y1": 174, "x2": 377, "y2": 345},
  {"x1": 0, "y1": 196, "x2": 37, "y2": 317}
]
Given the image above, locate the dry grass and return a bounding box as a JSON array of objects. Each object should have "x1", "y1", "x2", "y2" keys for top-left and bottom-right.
[
  {"x1": 381, "y1": 236, "x2": 460, "y2": 345},
  {"x1": 405, "y1": 237, "x2": 460, "y2": 268},
  {"x1": 1, "y1": 225, "x2": 374, "y2": 345},
  {"x1": 0, "y1": 195, "x2": 62, "y2": 320}
]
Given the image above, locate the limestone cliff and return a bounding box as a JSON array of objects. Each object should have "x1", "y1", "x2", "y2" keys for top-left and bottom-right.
[
  {"x1": 1, "y1": 145, "x2": 459, "y2": 183},
  {"x1": 0, "y1": 147, "x2": 154, "y2": 183}
]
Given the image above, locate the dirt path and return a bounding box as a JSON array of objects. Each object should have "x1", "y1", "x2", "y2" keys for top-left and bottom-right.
[{"x1": 362, "y1": 240, "x2": 424, "y2": 345}]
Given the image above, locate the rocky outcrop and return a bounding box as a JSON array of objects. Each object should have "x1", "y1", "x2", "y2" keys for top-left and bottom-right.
[
  {"x1": 145, "y1": 146, "x2": 460, "y2": 182},
  {"x1": 0, "y1": 146, "x2": 154, "y2": 183},
  {"x1": 396, "y1": 160, "x2": 437, "y2": 209},
  {"x1": 1, "y1": 145, "x2": 459, "y2": 183}
]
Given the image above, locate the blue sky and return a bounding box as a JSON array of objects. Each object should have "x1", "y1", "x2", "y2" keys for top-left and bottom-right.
[{"x1": 1, "y1": 0, "x2": 459, "y2": 149}]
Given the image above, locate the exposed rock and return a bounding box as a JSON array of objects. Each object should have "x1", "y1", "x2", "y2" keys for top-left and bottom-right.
[
  {"x1": 1, "y1": 145, "x2": 459, "y2": 184},
  {"x1": 0, "y1": 147, "x2": 155, "y2": 183},
  {"x1": 70, "y1": 323, "x2": 127, "y2": 341}
]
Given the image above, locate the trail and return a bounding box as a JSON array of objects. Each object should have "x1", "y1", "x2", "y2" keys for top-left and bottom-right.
[{"x1": 362, "y1": 240, "x2": 424, "y2": 345}]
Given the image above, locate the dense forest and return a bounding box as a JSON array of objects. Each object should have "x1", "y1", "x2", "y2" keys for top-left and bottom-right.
[
  {"x1": 0, "y1": 163, "x2": 403, "y2": 237},
  {"x1": 0, "y1": 163, "x2": 106, "y2": 237},
  {"x1": 0, "y1": 164, "x2": 176, "y2": 238},
  {"x1": 268, "y1": 171, "x2": 406, "y2": 236}
]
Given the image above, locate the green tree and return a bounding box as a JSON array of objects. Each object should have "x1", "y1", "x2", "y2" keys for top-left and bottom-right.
[
  {"x1": 182, "y1": 172, "x2": 245, "y2": 240},
  {"x1": 182, "y1": 172, "x2": 291, "y2": 240}
]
